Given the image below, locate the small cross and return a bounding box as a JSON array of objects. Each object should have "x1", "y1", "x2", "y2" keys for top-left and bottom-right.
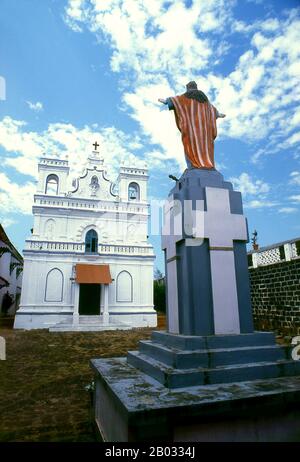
[{"x1": 93, "y1": 141, "x2": 99, "y2": 151}]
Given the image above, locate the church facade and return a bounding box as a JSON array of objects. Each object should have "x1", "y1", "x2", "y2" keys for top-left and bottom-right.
[{"x1": 14, "y1": 149, "x2": 156, "y2": 330}]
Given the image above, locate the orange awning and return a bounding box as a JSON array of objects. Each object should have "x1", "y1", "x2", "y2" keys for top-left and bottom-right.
[{"x1": 75, "y1": 264, "x2": 112, "y2": 284}]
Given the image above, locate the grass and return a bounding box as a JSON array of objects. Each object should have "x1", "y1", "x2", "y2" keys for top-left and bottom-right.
[
  {"x1": 1, "y1": 315, "x2": 296, "y2": 442},
  {"x1": 0, "y1": 321, "x2": 165, "y2": 442}
]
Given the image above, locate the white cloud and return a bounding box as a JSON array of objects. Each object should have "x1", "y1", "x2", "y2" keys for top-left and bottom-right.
[
  {"x1": 229, "y1": 172, "x2": 300, "y2": 211},
  {"x1": 290, "y1": 171, "x2": 300, "y2": 186},
  {"x1": 244, "y1": 199, "x2": 279, "y2": 209},
  {"x1": 0, "y1": 173, "x2": 35, "y2": 215},
  {"x1": 3, "y1": 2, "x2": 300, "y2": 223},
  {"x1": 66, "y1": 0, "x2": 234, "y2": 76},
  {"x1": 26, "y1": 101, "x2": 43, "y2": 112},
  {"x1": 122, "y1": 81, "x2": 186, "y2": 170},
  {"x1": 0, "y1": 116, "x2": 45, "y2": 176},
  {"x1": 289, "y1": 195, "x2": 300, "y2": 203},
  {"x1": 0, "y1": 217, "x2": 17, "y2": 228},
  {"x1": 64, "y1": 1, "x2": 300, "y2": 167},
  {"x1": 278, "y1": 207, "x2": 298, "y2": 214},
  {"x1": 229, "y1": 172, "x2": 270, "y2": 196},
  {"x1": 228, "y1": 173, "x2": 280, "y2": 210},
  {"x1": 0, "y1": 116, "x2": 150, "y2": 218},
  {"x1": 211, "y1": 12, "x2": 300, "y2": 142},
  {"x1": 64, "y1": 0, "x2": 88, "y2": 32},
  {"x1": 288, "y1": 132, "x2": 300, "y2": 146}
]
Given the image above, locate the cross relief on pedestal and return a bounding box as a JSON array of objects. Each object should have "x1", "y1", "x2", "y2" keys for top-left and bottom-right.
[
  {"x1": 161, "y1": 197, "x2": 184, "y2": 334},
  {"x1": 162, "y1": 187, "x2": 248, "y2": 335}
]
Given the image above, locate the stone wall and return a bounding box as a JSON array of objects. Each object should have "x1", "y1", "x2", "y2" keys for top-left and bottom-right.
[{"x1": 249, "y1": 258, "x2": 300, "y2": 335}]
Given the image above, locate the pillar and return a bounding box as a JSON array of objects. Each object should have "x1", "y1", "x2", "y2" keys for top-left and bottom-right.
[
  {"x1": 284, "y1": 243, "x2": 293, "y2": 262},
  {"x1": 73, "y1": 283, "x2": 80, "y2": 325},
  {"x1": 252, "y1": 252, "x2": 259, "y2": 268},
  {"x1": 103, "y1": 284, "x2": 109, "y2": 324}
]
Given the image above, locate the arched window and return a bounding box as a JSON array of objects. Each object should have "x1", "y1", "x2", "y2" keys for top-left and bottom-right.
[
  {"x1": 45, "y1": 268, "x2": 64, "y2": 302},
  {"x1": 85, "y1": 229, "x2": 98, "y2": 253},
  {"x1": 116, "y1": 271, "x2": 133, "y2": 302},
  {"x1": 44, "y1": 219, "x2": 56, "y2": 239},
  {"x1": 45, "y1": 174, "x2": 59, "y2": 195},
  {"x1": 128, "y1": 182, "x2": 140, "y2": 201}
]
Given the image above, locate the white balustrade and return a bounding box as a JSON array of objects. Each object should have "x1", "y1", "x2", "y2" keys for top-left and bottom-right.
[
  {"x1": 25, "y1": 240, "x2": 153, "y2": 256},
  {"x1": 33, "y1": 196, "x2": 148, "y2": 215},
  {"x1": 248, "y1": 238, "x2": 300, "y2": 268}
]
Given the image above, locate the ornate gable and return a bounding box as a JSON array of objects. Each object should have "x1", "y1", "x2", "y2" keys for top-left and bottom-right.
[{"x1": 69, "y1": 151, "x2": 117, "y2": 201}]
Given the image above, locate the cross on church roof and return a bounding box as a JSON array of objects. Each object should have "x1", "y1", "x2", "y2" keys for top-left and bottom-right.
[{"x1": 93, "y1": 141, "x2": 99, "y2": 151}]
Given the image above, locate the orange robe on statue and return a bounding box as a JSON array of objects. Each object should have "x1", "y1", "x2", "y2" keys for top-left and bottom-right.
[{"x1": 170, "y1": 95, "x2": 217, "y2": 169}]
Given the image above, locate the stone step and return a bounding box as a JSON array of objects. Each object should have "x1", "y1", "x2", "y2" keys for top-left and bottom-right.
[
  {"x1": 138, "y1": 340, "x2": 285, "y2": 369},
  {"x1": 51, "y1": 316, "x2": 104, "y2": 325},
  {"x1": 151, "y1": 330, "x2": 277, "y2": 351},
  {"x1": 79, "y1": 316, "x2": 104, "y2": 324},
  {"x1": 127, "y1": 351, "x2": 300, "y2": 388},
  {"x1": 49, "y1": 323, "x2": 132, "y2": 332}
]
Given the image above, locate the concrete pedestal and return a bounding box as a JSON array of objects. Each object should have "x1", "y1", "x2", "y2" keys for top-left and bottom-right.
[
  {"x1": 127, "y1": 330, "x2": 300, "y2": 388},
  {"x1": 162, "y1": 169, "x2": 253, "y2": 336},
  {"x1": 91, "y1": 168, "x2": 300, "y2": 441},
  {"x1": 92, "y1": 329, "x2": 300, "y2": 441},
  {"x1": 91, "y1": 357, "x2": 300, "y2": 442}
]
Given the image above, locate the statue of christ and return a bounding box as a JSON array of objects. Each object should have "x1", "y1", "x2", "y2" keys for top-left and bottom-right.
[{"x1": 159, "y1": 81, "x2": 225, "y2": 169}]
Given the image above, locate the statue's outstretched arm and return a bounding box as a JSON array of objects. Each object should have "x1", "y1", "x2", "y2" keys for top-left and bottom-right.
[
  {"x1": 158, "y1": 98, "x2": 174, "y2": 111},
  {"x1": 216, "y1": 109, "x2": 226, "y2": 118}
]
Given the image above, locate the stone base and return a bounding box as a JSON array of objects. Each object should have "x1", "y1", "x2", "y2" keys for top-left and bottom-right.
[
  {"x1": 14, "y1": 312, "x2": 73, "y2": 330},
  {"x1": 49, "y1": 315, "x2": 132, "y2": 332},
  {"x1": 127, "y1": 330, "x2": 300, "y2": 388},
  {"x1": 14, "y1": 311, "x2": 157, "y2": 331},
  {"x1": 91, "y1": 357, "x2": 300, "y2": 442}
]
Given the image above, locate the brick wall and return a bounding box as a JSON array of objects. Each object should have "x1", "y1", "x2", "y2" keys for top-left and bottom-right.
[{"x1": 249, "y1": 258, "x2": 300, "y2": 335}]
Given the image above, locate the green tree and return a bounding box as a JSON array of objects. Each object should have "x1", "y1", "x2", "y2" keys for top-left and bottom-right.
[{"x1": 153, "y1": 268, "x2": 166, "y2": 313}]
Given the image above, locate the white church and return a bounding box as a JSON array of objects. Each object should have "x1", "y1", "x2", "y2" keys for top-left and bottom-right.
[{"x1": 14, "y1": 147, "x2": 156, "y2": 331}]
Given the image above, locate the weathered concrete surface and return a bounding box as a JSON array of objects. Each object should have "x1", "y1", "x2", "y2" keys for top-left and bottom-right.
[
  {"x1": 127, "y1": 330, "x2": 300, "y2": 388},
  {"x1": 91, "y1": 357, "x2": 300, "y2": 442}
]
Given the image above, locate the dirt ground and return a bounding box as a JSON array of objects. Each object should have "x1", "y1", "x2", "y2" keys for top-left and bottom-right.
[
  {"x1": 1, "y1": 315, "x2": 296, "y2": 442},
  {"x1": 0, "y1": 323, "x2": 163, "y2": 442}
]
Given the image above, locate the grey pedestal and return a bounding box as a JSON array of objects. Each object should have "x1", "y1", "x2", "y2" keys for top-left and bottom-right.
[
  {"x1": 91, "y1": 168, "x2": 300, "y2": 441},
  {"x1": 162, "y1": 168, "x2": 253, "y2": 336},
  {"x1": 127, "y1": 330, "x2": 300, "y2": 388},
  {"x1": 91, "y1": 357, "x2": 300, "y2": 442}
]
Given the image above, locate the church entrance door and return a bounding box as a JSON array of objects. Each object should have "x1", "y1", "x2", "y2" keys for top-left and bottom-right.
[{"x1": 79, "y1": 283, "x2": 101, "y2": 315}]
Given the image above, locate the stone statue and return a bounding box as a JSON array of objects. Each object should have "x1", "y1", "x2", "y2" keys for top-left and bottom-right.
[
  {"x1": 90, "y1": 175, "x2": 100, "y2": 195},
  {"x1": 159, "y1": 81, "x2": 225, "y2": 169}
]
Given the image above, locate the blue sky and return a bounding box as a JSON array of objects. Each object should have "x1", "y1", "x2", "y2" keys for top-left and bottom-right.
[{"x1": 0, "y1": 0, "x2": 300, "y2": 272}]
